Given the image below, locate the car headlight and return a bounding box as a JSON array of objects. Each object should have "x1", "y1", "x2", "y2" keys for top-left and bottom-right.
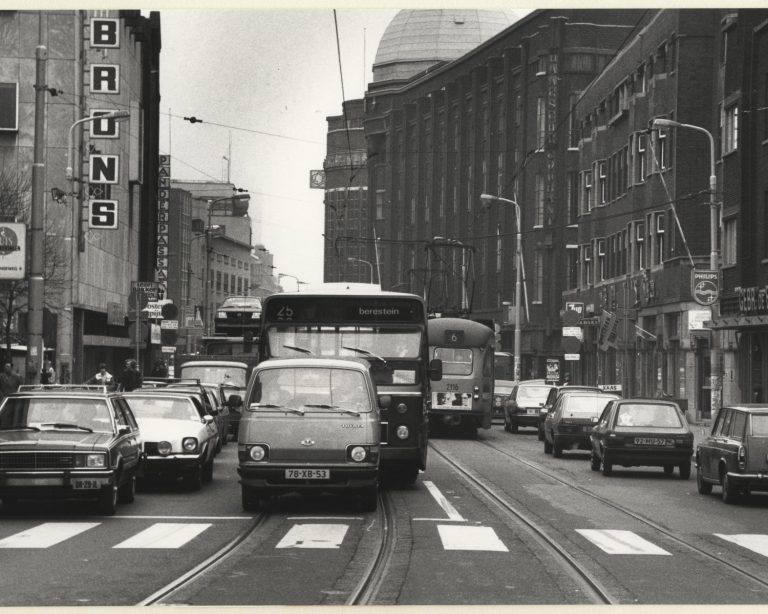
[
  {"x1": 85, "y1": 453, "x2": 106, "y2": 468},
  {"x1": 251, "y1": 312, "x2": 260, "y2": 319},
  {"x1": 249, "y1": 445, "x2": 267, "y2": 461},
  {"x1": 158, "y1": 441, "x2": 172, "y2": 456},
  {"x1": 182, "y1": 437, "x2": 198, "y2": 453},
  {"x1": 349, "y1": 446, "x2": 367, "y2": 462},
  {"x1": 396, "y1": 425, "x2": 410, "y2": 440}
]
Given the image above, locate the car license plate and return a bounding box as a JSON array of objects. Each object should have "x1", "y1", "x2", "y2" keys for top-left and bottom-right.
[
  {"x1": 633, "y1": 437, "x2": 672, "y2": 446},
  {"x1": 285, "y1": 469, "x2": 329, "y2": 480},
  {"x1": 526, "y1": 408, "x2": 538, "y2": 415},
  {"x1": 72, "y1": 478, "x2": 107, "y2": 489},
  {"x1": 583, "y1": 426, "x2": 593, "y2": 432}
]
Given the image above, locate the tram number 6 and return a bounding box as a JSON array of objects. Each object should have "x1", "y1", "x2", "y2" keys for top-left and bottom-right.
[{"x1": 89, "y1": 200, "x2": 118, "y2": 229}]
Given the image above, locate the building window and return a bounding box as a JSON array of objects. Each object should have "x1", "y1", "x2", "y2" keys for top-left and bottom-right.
[
  {"x1": 598, "y1": 161, "x2": 607, "y2": 205},
  {"x1": 535, "y1": 174, "x2": 545, "y2": 226},
  {"x1": 722, "y1": 217, "x2": 737, "y2": 266},
  {"x1": 597, "y1": 239, "x2": 606, "y2": 281},
  {"x1": 635, "y1": 133, "x2": 647, "y2": 183},
  {"x1": 655, "y1": 212, "x2": 665, "y2": 265},
  {"x1": 721, "y1": 103, "x2": 739, "y2": 155},
  {"x1": 582, "y1": 245, "x2": 593, "y2": 287},
  {"x1": 496, "y1": 152, "x2": 504, "y2": 196},
  {"x1": 566, "y1": 246, "x2": 578, "y2": 289},
  {"x1": 636, "y1": 63, "x2": 646, "y2": 94},
  {"x1": 566, "y1": 171, "x2": 578, "y2": 225},
  {"x1": 534, "y1": 251, "x2": 544, "y2": 303},
  {"x1": 635, "y1": 222, "x2": 645, "y2": 270},
  {"x1": 582, "y1": 170, "x2": 593, "y2": 213},
  {"x1": 536, "y1": 97, "x2": 546, "y2": 150},
  {"x1": 496, "y1": 226, "x2": 502, "y2": 273},
  {"x1": 0, "y1": 82, "x2": 19, "y2": 131}
]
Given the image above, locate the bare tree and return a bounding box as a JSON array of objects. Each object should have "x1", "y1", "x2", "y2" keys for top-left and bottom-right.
[{"x1": 0, "y1": 169, "x2": 68, "y2": 364}]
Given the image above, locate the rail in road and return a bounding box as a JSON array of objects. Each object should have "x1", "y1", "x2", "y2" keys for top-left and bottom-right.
[{"x1": 430, "y1": 436, "x2": 768, "y2": 603}]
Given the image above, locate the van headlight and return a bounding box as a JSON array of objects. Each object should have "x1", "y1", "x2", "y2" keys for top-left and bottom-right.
[
  {"x1": 249, "y1": 445, "x2": 268, "y2": 461},
  {"x1": 349, "y1": 446, "x2": 367, "y2": 462},
  {"x1": 396, "y1": 425, "x2": 410, "y2": 440}
]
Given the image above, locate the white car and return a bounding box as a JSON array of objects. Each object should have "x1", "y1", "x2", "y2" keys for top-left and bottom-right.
[{"x1": 123, "y1": 392, "x2": 218, "y2": 490}]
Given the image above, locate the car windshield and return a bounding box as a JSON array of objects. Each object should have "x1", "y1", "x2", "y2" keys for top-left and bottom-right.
[
  {"x1": 125, "y1": 397, "x2": 200, "y2": 421},
  {"x1": 562, "y1": 395, "x2": 617, "y2": 418},
  {"x1": 751, "y1": 414, "x2": 768, "y2": 436},
  {"x1": 615, "y1": 403, "x2": 682, "y2": 428},
  {"x1": 0, "y1": 397, "x2": 112, "y2": 433},
  {"x1": 251, "y1": 367, "x2": 371, "y2": 413},
  {"x1": 180, "y1": 366, "x2": 247, "y2": 388},
  {"x1": 496, "y1": 386, "x2": 514, "y2": 396},
  {"x1": 516, "y1": 386, "x2": 552, "y2": 403},
  {"x1": 221, "y1": 297, "x2": 262, "y2": 310}
]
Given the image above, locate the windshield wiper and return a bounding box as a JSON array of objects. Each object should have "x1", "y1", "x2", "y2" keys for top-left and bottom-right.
[
  {"x1": 283, "y1": 344, "x2": 313, "y2": 355},
  {"x1": 40, "y1": 423, "x2": 94, "y2": 433},
  {"x1": 341, "y1": 346, "x2": 388, "y2": 366},
  {"x1": 305, "y1": 403, "x2": 361, "y2": 417},
  {"x1": 0, "y1": 425, "x2": 41, "y2": 431},
  {"x1": 249, "y1": 403, "x2": 304, "y2": 415}
]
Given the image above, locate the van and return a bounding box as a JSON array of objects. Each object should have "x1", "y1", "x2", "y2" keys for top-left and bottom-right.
[{"x1": 237, "y1": 358, "x2": 383, "y2": 511}]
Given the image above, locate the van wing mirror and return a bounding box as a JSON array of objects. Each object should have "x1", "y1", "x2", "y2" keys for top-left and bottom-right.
[
  {"x1": 428, "y1": 358, "x2": 443, "y2": 382},
  {"x1": 378, "y1": 395, "x2": 392, "y2": 410}
]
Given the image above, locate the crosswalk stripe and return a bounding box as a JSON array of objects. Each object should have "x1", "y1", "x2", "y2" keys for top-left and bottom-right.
[
  {"x1": 113, "y1": 523, "x2": 212, "y2": 549},
  {"x1": 715, "y1": 534, "x2": 768, "y2": 558},
  {"x1": 276, "y1": 524, "x2": 348, "y2": 549},
  {"x1": 0, "y1": 522, "x2": 99, "y2": 549},
  {"x1": 437, "y1": 525, "x2": 508, "y2": 552},
  {"x1": 576, "y1": 529, "x2": 671, "y2": 555}
]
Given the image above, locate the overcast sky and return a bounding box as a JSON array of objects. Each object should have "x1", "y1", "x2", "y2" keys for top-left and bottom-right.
[{"x1": 158, "y1": 9, "x2": 399, "y2": 288}]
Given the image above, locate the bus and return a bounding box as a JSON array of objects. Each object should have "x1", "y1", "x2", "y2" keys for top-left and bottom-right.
[
  {"x1": 428, "y1": 317, "x2": 495, "y2": 435},
  {"x1": 257, "y1": 290, "x2": 442, "y2": 484}
]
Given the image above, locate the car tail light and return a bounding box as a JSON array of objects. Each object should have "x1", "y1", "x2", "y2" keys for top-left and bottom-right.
[{"x1": 738, "y1": 445, "x2": 746, "y2": 471}]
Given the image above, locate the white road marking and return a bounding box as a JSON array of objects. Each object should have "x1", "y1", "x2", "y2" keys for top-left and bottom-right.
[
  {"x1": 437, "y1": 525, "x2": 508, "y2": 552},
  {"x1": 112, "y1": 515, "x2": 250, "y2": 520},
  {"x1": 576, "y1": 529, "x2": 671, "y2": 555},
  {"x1": 715, "y1": 534, "x2": 768, "y2": 558},
  {"x1": 276, "y1": 524, "x2": 348, "y2": 549},
  {"x1": 113, "y1": 523, "x2": 212, "y2": 549},
  {"x1": 0, "y1": 522, "x2": 99, "y2": 548},
  {"x1": 421, "y1": 480, "x2": 466, "y2": 521}
]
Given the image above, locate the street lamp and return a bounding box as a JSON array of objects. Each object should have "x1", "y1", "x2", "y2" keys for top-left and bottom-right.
[
  {"x1": 347, "y1": 257, "x2": 374, "y2": 284},
  {"x1": 278, "y1": 273, "x2": 306, "y2": 292},
  {"x1": 652, "y1": 117, "x2": 721, "y2": 415},
  {"x1": 480, "y1": 193, "x2": 523, "y2": 382}
]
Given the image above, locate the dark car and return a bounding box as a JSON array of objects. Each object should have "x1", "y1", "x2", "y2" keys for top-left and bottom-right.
[
  {"x1": 590, "y1": 398, "x2": 693, "y2": 478},
  {"x1": 0, "y1": 384, "x2": 143, "y2": 514},
  {"x1": 695, "y1": 404, "x2": 768, "y2": 503},
  {"x1": 213, "y1": 295, "x2": 262, "y2": 336},
  {"x1": 539, "y1": 385, "x2": 604, "y2": 441},
  {"x1": 504, "y1": 381, "x2": 556, "y2": 433},
  {"x1": 493, "y1": 379, "x2": 516, "y2": 420},
  {"x1": 543, "y1": 390, "x2": 620, "y2": 457}
]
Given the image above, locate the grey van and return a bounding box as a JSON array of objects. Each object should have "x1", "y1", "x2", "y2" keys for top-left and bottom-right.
[{"x1": 237, "y1": 358, "x2": 382, "y2": 511}]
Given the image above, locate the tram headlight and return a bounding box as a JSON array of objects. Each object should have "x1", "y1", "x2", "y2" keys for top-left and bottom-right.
[
  {"x1": 396, "y1": 425, "x2": 410, "y2": 440},
  {"x1": 396, "y1": 402, "x2": 408, "y2": 414},
  {"x1": 248, "y1": 445, "x2": 268, "y2": 461}
]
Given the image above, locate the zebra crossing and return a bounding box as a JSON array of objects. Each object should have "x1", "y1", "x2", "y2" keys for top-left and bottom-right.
[{"x1": 2, "y1": 519, "x2": 768, "y2": 558}]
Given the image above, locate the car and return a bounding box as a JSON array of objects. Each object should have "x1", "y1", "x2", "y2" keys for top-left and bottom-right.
[
  {"x1": 543, "y1": 390, "x2": 620, "y2": 457},
  {"x1": 538, "y1": 385, "x2": 604, "y2": 441},
  {"x1": 200, "y1": 383, "x2": 231, "y2": 446},
  {"x1": 238, "y1": 357, "x2": 382, "y2": 512},
  {"x1": 504, "y1": 381, "x2": 557, "y2": 433},
  {"x1": 493, "y1": 379, "x2": 516, "y2": 420},
  {"x1": 122, "y1": 391, "x2": 218, "y2": 491},
  {"x1": 590, "y1": 398, "x2": 693, "y2": 478},
  {"x1": 695, "y1": 404, "x2": 768, "y2": 503},
  {"x1": 213, "y1": 295, "x2": 262, "y2": 336},
  {"x1": 0, "y1": 384, "x2": 143, "y2": 514}
]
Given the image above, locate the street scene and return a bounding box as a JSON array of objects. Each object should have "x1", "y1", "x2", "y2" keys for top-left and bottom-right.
[{"x1": 1, "y1": 6, "x2": 768, "y2": 609}]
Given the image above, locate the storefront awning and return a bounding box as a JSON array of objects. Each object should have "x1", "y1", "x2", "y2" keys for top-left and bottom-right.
[{"x1": 708, "y1": 314, "x2": 768, "y2": 330}]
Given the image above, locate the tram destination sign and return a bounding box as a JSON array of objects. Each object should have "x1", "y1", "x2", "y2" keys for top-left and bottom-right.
[{"x1": 265, "y1": 296, "x2": 425, "y2": 324}]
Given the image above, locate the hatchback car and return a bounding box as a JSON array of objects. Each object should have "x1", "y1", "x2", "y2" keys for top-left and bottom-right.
[
  {"x1": 0, "y1": 384, "x2": 142, "y2": 514},
  {"x1": 493, "y1": 379, "x2": 516, "y2": 420},
  {"x1": 543, "y1": 390, "x2": 619, "y2": 457},
  {"x1": 504, "y1": 381, "x2": 557, "y2": 433},
  {"x1": 695, "y1": 404, "x2": 768, "y2": 503},
  {"x1": 123, "y1": 391, "x2": 218, "y2": 490},
  {"x1": 590, "y1": 398, "x2": 693, "y2": 478},
  {"x1": 539, "y1": 385, "x2": 603, "y2": 441},
  {"x1": 238, "y1": 358, "x2": 382, "y2": 512}
]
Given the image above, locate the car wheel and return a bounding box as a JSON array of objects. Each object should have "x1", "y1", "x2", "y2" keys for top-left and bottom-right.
[
  {"x1": 601, "y1": 454, "x2": 612, "y2": 476},
  {"x1": 503, "y1": 414, "x2": 512, "y2": 433},
  {"x1": 216, "y1": 435, "x2": 223, "y2": 454},
  {"x1": 590, "y1": 453, "x2": 601, "y2": 472},
  {"x1": 118, "y1": 475, "x2": 136, "y2": 504},
  {"x1": 663, "y1": 464, "x2": 674, "y2": 476},
  {"x1": 543, "y1": 436, "x2": 552, "y2": 454},
  {"x1": 537, "y1": 426, "x2": 545, "y2": 441},
  {"x1": 185, "y1": 464, "x2": 203, "y2": 492},
  {"x1": 552, "y1": 438, "x2": 563, "y2": 458},
  {"x1": 359, "y1": 485, "x2": 378, "y2": 512},
  {"x1": 510, "y1": 422, "x2": 519, "y2": 434},
  {"x1": 721, "y1": 468, "x2": 738, "y2": 504},
  {"x1": 202, "y1": 457, "x2": 214, "y2": 483},
  {"x1": 697, "y1": 468, "x2": 713, "y2": 494},
  {"x1": 98, "y1": 485, "x2": 118, "y2": 515},
  {"x1": 679, "y1": 462, "x2": 691, "y2": 480},
  {"x1": 242, "y1": 486, "x2": 260, "y2": 512}
]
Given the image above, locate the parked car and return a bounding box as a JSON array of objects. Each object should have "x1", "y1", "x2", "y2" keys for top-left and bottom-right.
[
  {"x1": 0, "y1": 384, "x2": 143, "y2": 514},
  {"x1": 123, "y1": 391, "x2": 218, "y2": 491},
  {"x1": 539, "y1": 385, "x2": 604, "y2": 440},
  {"x1": 543, "y1": 390, "x2": 620, "y2": 456},
  {"x1": 695, "y1": 404, "x2": 768, "y2": 503},
  {"x1": 238, "y1": 358, "x2": 382, "y2": 512},
  {"x1": 493, "y1": 379, "x2": 516, "y2": 420},
  {"x1": 590, "y1": 398, "x2": 693, "y2": 478},
  {"x1": 504, "y1": 381, "x2": 557, "y2": 433}
]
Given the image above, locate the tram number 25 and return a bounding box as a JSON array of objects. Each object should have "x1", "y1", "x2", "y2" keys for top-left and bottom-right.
[{"x1": 89, "y1": 200, "x2": 118, "y2": 229}]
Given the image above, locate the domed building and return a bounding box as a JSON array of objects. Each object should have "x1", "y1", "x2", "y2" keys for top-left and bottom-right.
[{"x1": 372, "y1": 10, "x2": 515, "y2": 83}]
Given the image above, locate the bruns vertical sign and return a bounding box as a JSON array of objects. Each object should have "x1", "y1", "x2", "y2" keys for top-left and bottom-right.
[{"x1": 87, "y1": 18, "x2": 122, "y2": 230}]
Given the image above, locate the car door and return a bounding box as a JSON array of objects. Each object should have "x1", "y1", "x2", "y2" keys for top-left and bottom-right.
[
  {"x1": 722, "y1": 409, "x2": 746, "y2": 474},
  {"x1": 591, "y1": 401, "x2": 614, "y2": 459},
  {"x1": 112, "y1": 398, "x2": 142, "y2": 471},
  {"x1": 191, "y1": 396, "x2": 217, "y2": 460}
]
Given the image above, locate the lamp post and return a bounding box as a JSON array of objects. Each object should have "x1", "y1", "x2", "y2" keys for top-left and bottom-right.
[
  {"x1": 347, "y1": 257, "x2": 374, "y2": 284},
  {"x1": 652, "y1": 117, "x2": 721, "y2": 416},
  {"x1": 480, "y1": 193, "x2": 523, "y2": 382},
  {"x1": 278, "y1": 273, "x2": 306, "y2": 292}
]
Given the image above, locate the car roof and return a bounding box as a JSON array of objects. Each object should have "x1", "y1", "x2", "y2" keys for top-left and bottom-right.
[
  {"x1": 11, "y1": 384, "x2": 117, "y2": 398},
  {"x1": 721, "y1": 404, "x2": 768, "y2": 412},
  {"x1": 612, "y1": 398, "x2": 681, "y2": 407}
]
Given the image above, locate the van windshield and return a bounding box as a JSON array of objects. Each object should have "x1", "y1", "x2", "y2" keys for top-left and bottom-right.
[{"x1": 250, "y1": 367, "x2": 372, "y2": 414}]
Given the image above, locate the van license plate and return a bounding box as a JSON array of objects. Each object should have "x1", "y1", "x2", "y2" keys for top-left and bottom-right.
[{"x1": 285, "y1": 469, "x2": 329, "y2": 480}]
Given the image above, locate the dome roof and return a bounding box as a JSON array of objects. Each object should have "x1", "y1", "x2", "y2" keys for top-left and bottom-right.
[{"x1": 373, "y1": 10, "x2": 514, "y2": 83}]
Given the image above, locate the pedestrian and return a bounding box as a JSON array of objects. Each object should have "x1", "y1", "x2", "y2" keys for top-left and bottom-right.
[
  {"x1": 151, "y1": 359, "x2": 168, "y2": 378},
  {"x1": 0, "y1": 362, "x2": 22, "y2": 399},
  {"x1": 86, "y1": 363, "x2": 116, "y2": 390},
  {"x1": 40, "y1": 359, "x2": 57, "y2": 385},
  {"x1": 119, "y1": 359, "x2": 142, "y2": 392}
]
